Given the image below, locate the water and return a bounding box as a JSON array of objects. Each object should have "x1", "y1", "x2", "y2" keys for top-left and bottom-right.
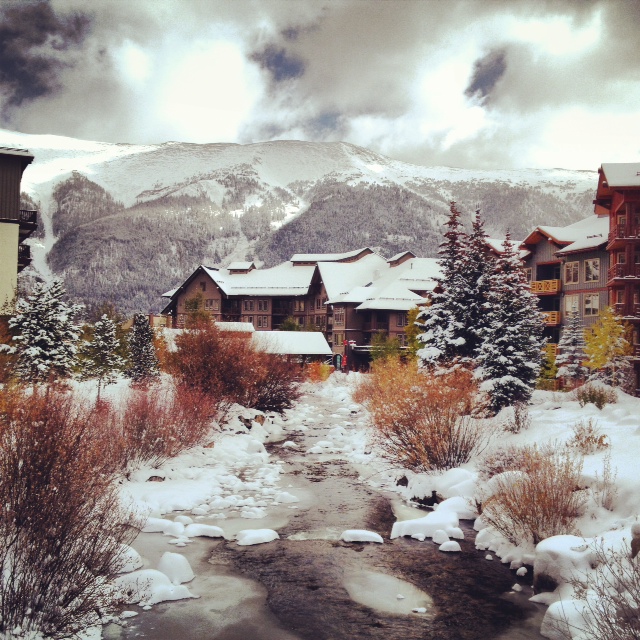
[{"x1": 105, "y1": 389, "x2": 545, "y2": 640}]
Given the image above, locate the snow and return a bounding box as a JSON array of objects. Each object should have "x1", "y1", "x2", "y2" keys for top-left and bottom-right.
[
  {"x1": 251, "y1": 331, "x2": 332, "y2": 355},
  {"x1": 235, "y1": 529, "x2": 280, "y2": 545},
  {"x1": 340, "y1": 529, "x2": 384, "y2": 543},
  {"x1": 157, "y1": 552, "x2": 195, "y2": 584},
  {"x1": 438, "y1": 541, "x2": 462, "y2": 552}
]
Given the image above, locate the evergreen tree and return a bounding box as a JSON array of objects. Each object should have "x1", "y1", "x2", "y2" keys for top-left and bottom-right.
[
  {"x1": 584, "y1": 307, "x2": 632, "y2": 388},
  {"x1": 80, "y1": 314, "x2": 126, "y2": 399},
  {"x1": 126, "y1": 314, "x2": 159, "y2": 383},
  {"x1": 416, "y1": 203, "x2": 493, "y2": 367},
  {"x1": 476, "y1": 233, "x2": 544, "y2": 413},
  {"x1": 6, "y1": 280, "x2": 82, "y2": 383},
  {"x1": 416, "y1": 201, "x2": 471, "y2": 366},
  {"x1": 555, "y1": 311, "x2": 588, "y2": 385}
]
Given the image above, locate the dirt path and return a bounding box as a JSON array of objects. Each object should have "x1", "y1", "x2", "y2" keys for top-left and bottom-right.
[{"x1": 105, "y1": 384, "x2": 545, "y2": 640}]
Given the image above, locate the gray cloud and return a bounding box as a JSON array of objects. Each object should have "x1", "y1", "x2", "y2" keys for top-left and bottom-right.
[
  {"x1": 465, "y1": 49, "x2": 507, "y2": 102},
  {"x1": 1, "y1": 0, "x2": 639, "y2": 169},
  {"x1": 0, "y1": 0, "x2": 90, "y2": 114}
]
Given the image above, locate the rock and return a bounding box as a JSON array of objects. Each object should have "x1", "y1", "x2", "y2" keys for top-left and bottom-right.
[{"x1": 147, "y1": 476, "x2": 165, "y2": 482}]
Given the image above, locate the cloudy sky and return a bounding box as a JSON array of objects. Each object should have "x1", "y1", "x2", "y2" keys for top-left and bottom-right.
[{"x1": 1, "y1": 0, "x2": 639, "y2": 170}]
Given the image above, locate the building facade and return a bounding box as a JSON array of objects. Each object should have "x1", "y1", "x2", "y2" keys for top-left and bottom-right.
[
  {"x1": 161, "y1": 248, "x2": 440, "y2": 369},
  {"x1": 0, "y1": 148, "x2": 36, "y2": 314}
]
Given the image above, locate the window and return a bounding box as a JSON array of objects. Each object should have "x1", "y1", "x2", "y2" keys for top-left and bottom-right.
[
  {"x1": 177, "y1": 313, "x2": 185, "y2": 327},
  {"x1": 334, "y1": 307, "x2": 345, "y2": 326},
  {"x1": 564, "y1": 262, "x2": 579, "y2": 284},
  {"x1": 565, "y1": 294, "x2": 579, "y2": 313},
  {"x1": 213, "y1": 300, "x2": 219, "y2": 311},
  {"x1": 635, "y1": 253, "x2": 640, "y2": 264},
  {"x1": 615, "y1": 290, "x2": 624, "y2": 305},
  {"x1": 297, "y1": 316, "x2": 304, "y2": 325},
  {"x1": 257, "y1": 299, "x2": 268, "y2": 311},
  {"x1": 584, "y1": 259, "x2": 600, "y2": 282},
  {"x1": 396, "y1": 312, "x2": 408, "y2": 327},
  {"x1": 257, "y1": 316, "x2": 268, "y2": 328},
  {"x1": 316, "y1": 298, "x2": 321, "y2": 310},
  {"x1": 245, "y1": 315, "x2": 254, "y2": 325},
  {"x1": 200, "y1": 281, "x2": 206, "y2": 292},
  {"x1": 294, "y1": 300, "x2": 305, "y2": 312},
  {"x1": 205, "y1": 298, "x2": 213, "y2": 310},
  {"x1": 584, "y1": 293, "x2": 600, "y2": 316},
  {"x1": 634, "y1": 290, "x2": 640, "y2": 305},
  {"x1": 243, "y1": 300, "x2": 254, "y2": 311},
  {"x1": 333, "y1": 332, "x2": 344, "y2": 346},
  {"x1": 617, "y1": 252, "x2": 627, "y2": 265},
  {"x1": 257, "y1": 316, "x2": 262, "y2": 328},
  {"x1": 524, "y1": 268, "x2": 532, "y2": 283},
  {"x1": 396, "y1": 333, "x2": 407, "y2": 347}
]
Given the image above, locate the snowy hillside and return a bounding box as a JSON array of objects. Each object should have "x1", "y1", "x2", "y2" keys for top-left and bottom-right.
[{"x1": 0, "y1": 128, "x2": 598, "y2": 313}]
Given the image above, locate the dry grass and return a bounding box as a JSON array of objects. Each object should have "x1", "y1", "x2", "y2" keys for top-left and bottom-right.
[
  {"x1": 481, "y1": 444, "x2": 586, "y2": 546},
  {"x1": 574, "y1": 382, "x2": 617, "y2": 409},
  {"x1": 568, "y1": 418, "x2": 609, "y2": 455},
  {"x1": 354, "y1": 358, "x2": 492, "y2": 471}
]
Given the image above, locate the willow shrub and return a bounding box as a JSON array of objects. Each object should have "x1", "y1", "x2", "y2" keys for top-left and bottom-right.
[{"x1": 353, "y1": 358, "x2": 491, "y2": 471}]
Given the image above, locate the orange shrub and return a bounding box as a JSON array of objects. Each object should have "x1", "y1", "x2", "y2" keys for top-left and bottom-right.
[
  {"x1": 304, "y1": 361, "x2": 332, "y2": 382},
  {"x1": 354, "y1": 358, "x2": 491, "y2": 471}
]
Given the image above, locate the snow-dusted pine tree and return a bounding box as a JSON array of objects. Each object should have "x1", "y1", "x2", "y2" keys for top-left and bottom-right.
[
  {"x1": 555, "y1": 311, "x2": 588, "y2": 386},
  {"x1": 416, "y1": 202, "x2": 472, "y2": 366},
  {"x1": 476, "y1": 233, "x2": 544, "y2": 413},
  {"x1": 80, "y1": 314, "x2": 126, "y2": 399},
  {"x1": 126, "y1": 314, "x2": 159, "y2": 383},
  {"x1": 6, "y1": 279, "x2": 82, "y2": 382},
  {"x1": 417, "y1": 204, "x2": 494, "y2": 367}
]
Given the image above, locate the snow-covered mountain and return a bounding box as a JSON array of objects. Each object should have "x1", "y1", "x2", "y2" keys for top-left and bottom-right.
[{"x1": 0, "y1": 128, "x2": 598, "y2": 314}]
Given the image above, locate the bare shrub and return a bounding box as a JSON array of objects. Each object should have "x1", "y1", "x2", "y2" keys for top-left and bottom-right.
[
  {"x1": 562, "y1": 539, "x2": 640, "y2": 640},
  {"x1": 478, "y1": 445, "x2": 530, "y2": 481},
  {"x1": 481, "y1": 445, "x2": 586, "y2": 546},
  {"x1": 502, "y1": 400, "x2": 532, "y2": 433},
  {"x1": 593, "y1": 451, "x2": 618, "y2": 511},
  {"x1": 574, "y1": 382, "x2": 617, "y2": 409},
  {"x1": 0, "y1": 384, "x2": 141, "y2": 638},
  {"x1": 170, "y1": 321, "x2": 301, "y2": 415},
  {"x1": 354, "y1": 359, "x2": 492, "y2": 471},
  {"x1": 568, "y1": 418, "x2": 609, "y2": 455},
  {"x1": 118, "y1": 383, "x2": 215, "y2": 469}
]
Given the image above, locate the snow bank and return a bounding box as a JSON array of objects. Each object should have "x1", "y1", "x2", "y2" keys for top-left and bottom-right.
[
  {"x1": 115, "y1": 569, "x2": 197, "y2": 606},
  {"x1": 157, "y1": 552, "x2": 195, "y2": 584},
  {"x1": 340, "y1": 529, "x2": 384, "y2": 543},
  {"x1": 236, "y1": 529, "x2": 280, "y2": 546}
]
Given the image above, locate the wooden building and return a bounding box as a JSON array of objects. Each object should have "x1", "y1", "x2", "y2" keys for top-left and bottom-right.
[{"x1": 0, "y1": 147, "x2": 36, "y2": 314}]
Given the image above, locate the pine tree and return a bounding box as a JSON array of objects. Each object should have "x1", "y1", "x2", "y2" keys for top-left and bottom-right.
[
  {"x1": 126, "y1": 314, "x2": 159, "y2": 383},
  {"x1": 80, "y1": 314, "x2": 126, "y2": 399},
  {"x1": 476, "y1": 233, "x2": 544, "y2": 413},
  {"x1": 416, "y1": 201, "x2": 471, "y2": 366},
  {"x1": 584, "y1": 307, "x2": 632, "y2": 388},
  {"x1": 416, "y1": 204, "x2": 494, "y2": 367},
  {"x1": 6, "y1": 280, "x2": 82, "y2": 383},
  {"x1": 555, "y1": 311, "x2": 588, "y2": 385}
]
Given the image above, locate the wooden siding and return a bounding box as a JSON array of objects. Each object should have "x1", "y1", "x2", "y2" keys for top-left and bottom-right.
[{"x1": 0, "y1": 156, "x2": 23, "y2": 219}]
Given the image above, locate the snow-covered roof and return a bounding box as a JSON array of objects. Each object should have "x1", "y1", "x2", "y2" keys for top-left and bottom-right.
[
  {"x1": 523, "y1": 215, "x2": 609, "y2": 255},
  {"x1": 202, "y1": 262, "x2": 316, "y2": 297},
  {"x1": 601, "y1": 163, "x2": 640, "y2": 188},
  {"x1": 387, "y1": 250, "x2": 416, "y2": 264},
  {"x1": 227, "y1": 261, "x2": 255, "y2": 271},
  {"x1": 485, "y1": 237, "x2": 529, "y2": 259},
  {"x1": 162, "y1": 288, "x2": 177, "y2": 298},
  {"x1": 317, "y1": 254, "x2": 387, "y2": 300},
  {"x1": 290, "y1": 247, "x2": 374, "y2": 263},
  {"x1": 217, "y1": 322, "x2": 255, "y2": 333},
  {"x1": 355, "y1": 258, "x2": 440, "y2": 311},
  {"x1": 251, "y1": 331, "x2": 332, "y2": 355},
  {"x1": 0, "y1": 146, "x2": 34, "y2": 159}
]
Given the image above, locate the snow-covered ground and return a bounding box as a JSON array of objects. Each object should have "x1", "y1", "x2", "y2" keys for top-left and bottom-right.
[{"x1": 70, "y1": 374, "x2": 640, "y2": 639}]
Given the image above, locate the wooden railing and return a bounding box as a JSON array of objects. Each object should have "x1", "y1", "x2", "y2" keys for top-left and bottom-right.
[
  {"x1": 530, "y1": 279, "x2": 561, "y2": 294},
  {"x1": 0, "y1": 209, "x2": 37, "y2": 223},
  {"x1": 607, "y1": 264, "x2": 640, "y2": 280},
  {"x1": 608, "y1": 224, "x2": 640, "y2": 244},
  {"x1": 541, "y1": 311, "x2": 561, "y2": 326},
  {"x1": 613, "y1": 303, "x2": 640, "y2": 318}
]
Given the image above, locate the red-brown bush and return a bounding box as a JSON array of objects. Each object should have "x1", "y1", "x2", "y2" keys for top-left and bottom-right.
[
  {"x1": 169, "y1": 321, "x2": 301, "y2": 414},
  {"x1": 0, "y1": 384, "x2": 141, "y2": 638},
  {"x1": 118, "y1": 382, "x2": 216, "y2": 469}
]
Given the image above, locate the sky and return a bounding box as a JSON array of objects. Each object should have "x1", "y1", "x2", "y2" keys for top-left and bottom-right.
[{"x1": 0, "y1": 0, "x2": 639, "y2": 171}]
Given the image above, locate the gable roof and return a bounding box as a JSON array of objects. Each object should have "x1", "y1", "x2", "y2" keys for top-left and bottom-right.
[
  {"x1": 522, "y1": 215, "x2": 609, "y2": 254},
  {"x1": 251, "y1": 331, "x2": 332, "y2": 355},
  {"x1": 290, "y1": 247, "x2": 375, "y2": 264}
]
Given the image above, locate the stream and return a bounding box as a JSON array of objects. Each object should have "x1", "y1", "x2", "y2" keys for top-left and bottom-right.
[{"x1": 104, "y1": 384, "x2": 545, "y2": 640}]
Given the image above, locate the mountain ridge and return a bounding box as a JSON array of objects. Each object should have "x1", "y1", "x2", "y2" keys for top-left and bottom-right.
[{"x1": 0, "y1": 129, "x2": 598, "y2": 314}]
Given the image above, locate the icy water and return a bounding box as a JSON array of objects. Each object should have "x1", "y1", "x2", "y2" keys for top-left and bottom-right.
[{"x1": 104, "y1": 386, "x2": 545, "y2": 640}]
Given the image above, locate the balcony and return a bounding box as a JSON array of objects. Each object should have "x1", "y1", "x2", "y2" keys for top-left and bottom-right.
[
  {"x1": 541, "y1": 311, "x2": 561, "y2": 326},
  {"x1": 19, "y1": 209, "x2": 37, "y2": 240},
  {"x1": 17, "y1": 243, "x2": 31, "y2": 272},
  {"x1": 608, "y1": 224, "x2": 640, "y2": 249},
  {"x1": 607, "y1": 263, "x2": 640, "y2": 281},
  {"x1": 530, "y1": 279, "x2": 561, "y2": 295},
  {"x1": 613, "y1": 302, "x2": 640, "y2": 319}
]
